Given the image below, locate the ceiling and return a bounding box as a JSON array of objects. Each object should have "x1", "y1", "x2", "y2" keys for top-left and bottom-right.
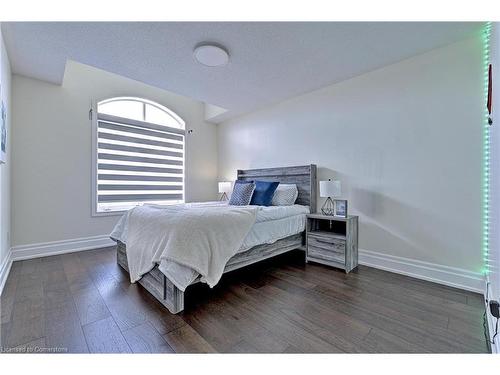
[{"x1": 1, "y1": 22, "x2": 483, "y2": 121}]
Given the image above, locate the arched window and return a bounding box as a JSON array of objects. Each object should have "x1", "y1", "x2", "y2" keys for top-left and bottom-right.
[{"x1": 93, "y1": 97, "x2": 185, "y2": 214}]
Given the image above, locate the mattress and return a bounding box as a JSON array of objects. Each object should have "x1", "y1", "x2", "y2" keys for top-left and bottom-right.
[
  {"x1": 239, "y1": 205, "x2": 309, "y2": 252},
  {"x1": 162, "y1": 201, "x2": 309, "y2": 251},
  {"x1": 184, "y1": 201, "x2": 309, "y2": 223},
  {"x1": 112, "y1": 201, "x2": 310, "y2": 291}
]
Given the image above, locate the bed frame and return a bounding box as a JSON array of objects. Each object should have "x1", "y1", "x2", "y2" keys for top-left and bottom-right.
[{"x1": 116, "y1": 164, "x2": 317, "y2": 314}]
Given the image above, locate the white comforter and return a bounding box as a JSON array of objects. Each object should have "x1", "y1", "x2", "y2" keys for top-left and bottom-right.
[
  {"x1": 111, "y1": 201, "x2": 309, "y2": 290},
  {"x1": 112, "y1": 202, "x2": 257, "y2": 288}
]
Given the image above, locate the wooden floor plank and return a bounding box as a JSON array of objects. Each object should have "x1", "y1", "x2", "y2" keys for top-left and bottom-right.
[
  {"x1": 94, "y1": 277, "x2": 149, "y2": 331},
  {"x1": 257, "y1": 283, "x2": 372, "y2": 351},
  {"x1": 267, "y1": 269, "x2": 487, "y2": 353},
  {"x1": 143, "y1": 302, "x2": 187, "y2": 335},
  {"x1": 208, "y1": 291, "x2": 291, "y2": 353},
  {"x1": 285, "y1": 262, "x2": 484, "y2": 328},
  {"x1": 122, "y1": 322, "x2": 174, "y2": 353},
  {"x1": 225, "y1": 282, "x2": 346, "y2": 353},
  {"x1": 44, "y1": 299, "x2": 89, "y2": 353},
  {"x1": 361, "y1": 328, "x2": 430, "y2": 353},
  {"x1": 3, "y1": 292, "x2": 45, "y2": 348},
  {"x1": 181, "y1": 300, "x2": 244, "y2": 352},
  {"x1": 71, "y1": 287, "x2": 111, "y2": 326},
  {"x1": 163, "y1": 324, "x2": 216, "y2": 353},
  {"x1": 2, "y1": 315, "x2": 45, "y2": 349},
  {"x1": 0, "y1": 264, "x2": 21, "y2": 325},
  {"x1": 82, "y1": 317, "x2": 131, "y2": 353},
  {"x1": 0, "y1": 247, "x2": 488, "y2": 353}
]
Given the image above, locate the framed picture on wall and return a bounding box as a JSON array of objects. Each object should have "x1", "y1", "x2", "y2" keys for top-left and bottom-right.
[{"x1": 0, "y1": 93, "x2": 6, "y2": 164}]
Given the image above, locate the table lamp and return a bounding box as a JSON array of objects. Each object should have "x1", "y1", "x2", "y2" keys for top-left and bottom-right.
[
  {"x1": 218, "y1": 181, "x2": 232, "y2": 201},
  {"x1": 319, "y1": 179, "x2": 341, "y2": 215}
]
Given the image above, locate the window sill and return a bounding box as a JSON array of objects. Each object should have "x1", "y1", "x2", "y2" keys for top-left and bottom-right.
[
  {"x1": 92, "y1": 200, "x2": 185, "y2": 217},
  {"x1": 92, "y1": 210, "x2": 127, "y2": 218}
]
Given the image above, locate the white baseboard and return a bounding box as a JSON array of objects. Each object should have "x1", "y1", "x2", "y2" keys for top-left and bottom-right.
[
  {"x1": 4, "y1": 236, "x2": 485, "y2": 295},
  {"x1": 359, "y1": 249, "x2": 484, "y2": 293},
  {"x1": 11, "y1": 235, "x2": 115, "y2": 261},
  {"x1": 0, "y1": 248, "x2": 13, "y2": 296}
]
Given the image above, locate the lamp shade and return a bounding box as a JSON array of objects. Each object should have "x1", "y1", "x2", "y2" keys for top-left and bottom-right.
[
  {"x1": 319, "y1": 180, "x2": 341, "y2": 198},
  {"x1": 218, "y1": 181, "x2": 232, "y2": 194}
]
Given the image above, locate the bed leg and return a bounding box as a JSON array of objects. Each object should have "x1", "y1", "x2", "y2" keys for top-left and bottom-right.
[{"x1": 163, "y1": 276, "x2": 185, "y2": 314}]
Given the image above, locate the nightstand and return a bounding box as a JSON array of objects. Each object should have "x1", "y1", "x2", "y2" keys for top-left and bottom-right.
[{"x1": 306, "y1": 214, "x2": 359, "y2": 273}]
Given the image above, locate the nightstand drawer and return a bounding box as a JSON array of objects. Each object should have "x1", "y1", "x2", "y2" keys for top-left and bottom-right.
[{"x1": 307, "y1": 234, "x2": 345, "y2": 263}]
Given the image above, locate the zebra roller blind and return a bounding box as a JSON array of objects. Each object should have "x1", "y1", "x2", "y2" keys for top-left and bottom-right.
[{"x1": 95, "y1": 97, "x2": 185, "y2": 213}]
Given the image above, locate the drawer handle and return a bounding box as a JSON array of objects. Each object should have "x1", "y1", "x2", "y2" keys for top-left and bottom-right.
[
  {"x1": 314, "y1": 238, "x2": 340, "y2": 245},
  {"x1": 315, "y1": 238, "x2": 333, "y2": 245}
]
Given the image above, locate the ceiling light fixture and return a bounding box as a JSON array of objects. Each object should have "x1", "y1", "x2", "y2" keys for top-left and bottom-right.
[{"x1": 193, "y1": 43, "x2": 229, "y2": 67}]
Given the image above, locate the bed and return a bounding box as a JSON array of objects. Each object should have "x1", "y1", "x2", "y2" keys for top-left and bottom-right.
[{"x1": 114, "y1": 164, "x2": 317, "y2": 314}]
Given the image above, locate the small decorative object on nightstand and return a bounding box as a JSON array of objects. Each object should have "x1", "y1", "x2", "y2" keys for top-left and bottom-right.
[
  {"x1": 218, "y1": 181, "x2": 232, "y2": 201},
  {"x1": 333, "y1": 199, "x2": 348, "y2": 218},
  {"x1": 319, "y1": 179, "x2": 341, "y2": 215},
  {"x1": 306, "y1": 213, "x2": 358, "y2": 273}
]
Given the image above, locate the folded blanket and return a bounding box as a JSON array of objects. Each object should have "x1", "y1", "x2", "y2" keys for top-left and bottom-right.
[{"x1": 116, "y1": 204, "x2": 258, "y2": 288}]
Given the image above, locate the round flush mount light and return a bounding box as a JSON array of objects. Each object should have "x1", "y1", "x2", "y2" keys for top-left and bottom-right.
[{"x1": 193, "y1": 43, "x2": 229, "y2": 67}]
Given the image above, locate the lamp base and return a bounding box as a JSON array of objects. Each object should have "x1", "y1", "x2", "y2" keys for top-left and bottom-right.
[
  {"x1": 219, "y1": 192, "x2": 228, "y2": 201},
  {"x1": 321, "y1": 197, "x2": 335, "y2": 216}
]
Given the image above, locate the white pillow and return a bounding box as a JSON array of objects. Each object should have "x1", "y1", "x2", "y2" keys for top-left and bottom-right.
[{"x1": 271, "y1": 184, "x2": 298, "y2": 206}]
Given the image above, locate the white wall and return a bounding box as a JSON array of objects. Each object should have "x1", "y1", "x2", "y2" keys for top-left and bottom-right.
[
  {"x1": 218, "y1": 36, "x2": 483, "y2": 273},
  {"x1": 0, "y1": 27, "x2": 12, "y2": 271},
  {"x1": 12, "y1": 61, "x2": 218, "y2": 247}
]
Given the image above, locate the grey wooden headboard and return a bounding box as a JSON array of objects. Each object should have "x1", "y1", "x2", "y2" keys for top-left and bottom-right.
[{"x1": 236, "y1": 164, "x2": 317, "y2": 213}]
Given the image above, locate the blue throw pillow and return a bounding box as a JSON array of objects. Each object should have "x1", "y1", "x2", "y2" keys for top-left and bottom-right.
[
  {"x1": 250, "y1": 181, "x2": 280, "y2": 206},
  {"x1": 229, "y1": 182, "x2": 256, "y2": 206}
]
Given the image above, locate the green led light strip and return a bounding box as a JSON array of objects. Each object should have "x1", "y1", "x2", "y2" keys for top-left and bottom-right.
[{"x1": 483, "y1": 21, "x2": 492, "y2": 275}]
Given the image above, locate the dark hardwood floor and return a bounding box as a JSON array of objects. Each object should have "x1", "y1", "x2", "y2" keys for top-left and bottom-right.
[{"x1": 0, "y1": 247, "x2": 489, "y2": 353}]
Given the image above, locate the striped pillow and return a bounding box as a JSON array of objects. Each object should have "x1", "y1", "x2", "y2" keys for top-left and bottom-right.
[
  {"x1": 229, "y1": 182, "x2": 256, "y2": 206},
  {"x1": 271, "y1": 184, "x2": 298, "y2": 206}
]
